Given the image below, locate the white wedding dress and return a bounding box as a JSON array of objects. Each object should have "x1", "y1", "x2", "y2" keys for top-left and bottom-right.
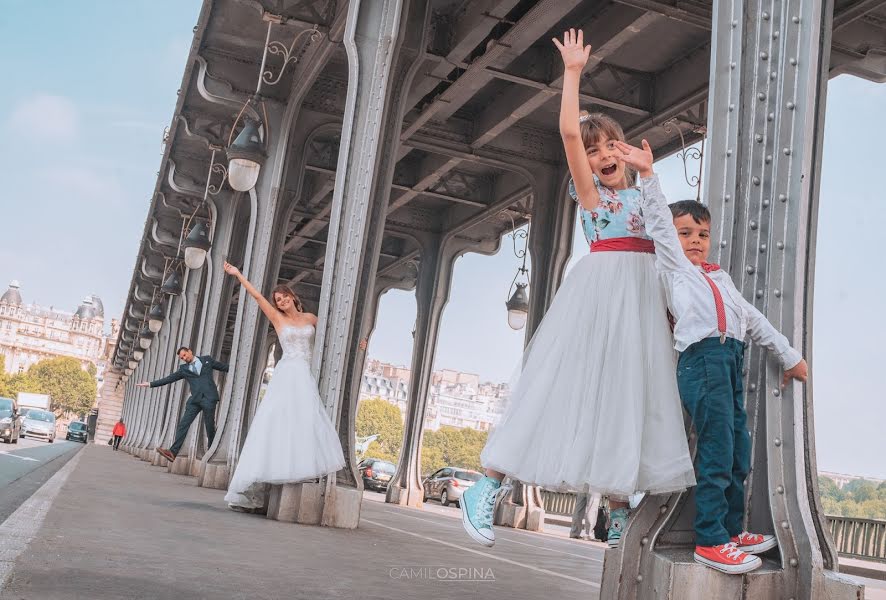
[{"x1": 224, "y1": 324, "x2": 346, "y2": 509}]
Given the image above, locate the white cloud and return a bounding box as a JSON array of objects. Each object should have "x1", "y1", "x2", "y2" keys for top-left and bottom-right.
[{"x1": 8, "y1": 94, "x2": 79, "y2": 142}]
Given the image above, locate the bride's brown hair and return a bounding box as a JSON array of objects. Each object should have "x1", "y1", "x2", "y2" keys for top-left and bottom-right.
[{"x1": 270, "y1": 284, "x2": 303, "y2": 313}]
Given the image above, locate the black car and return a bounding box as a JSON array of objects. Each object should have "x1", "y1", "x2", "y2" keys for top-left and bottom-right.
[
  {"x1": 358, "y1": 458, "x2": 396, "y2": 492},
  {"x1": 65, "y1": 421, "x2": 88, "y2": 443},
  {"x1": 0, "y1": 397, "x2": 21, "y2": 444}
]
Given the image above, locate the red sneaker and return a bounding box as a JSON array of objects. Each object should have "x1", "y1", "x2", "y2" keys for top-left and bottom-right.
[
  {"x1": 731, "y1": 531, "x2": 777, "y2": 554},
  {"x1": 694, "y1": 542, "x2": 762, "y2": 574}
]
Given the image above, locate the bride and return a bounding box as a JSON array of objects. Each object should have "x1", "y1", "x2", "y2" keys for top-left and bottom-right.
[{"x1": 222, "y1": 261, "x2": 346, "y2": 511}]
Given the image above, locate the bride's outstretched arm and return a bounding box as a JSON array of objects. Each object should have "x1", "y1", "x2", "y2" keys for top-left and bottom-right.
[{"x1": 223, "y1": 261, "x2": 282, "y2": 327}]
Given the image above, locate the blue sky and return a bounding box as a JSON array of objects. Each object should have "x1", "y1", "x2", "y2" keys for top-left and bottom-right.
[{"x1": 1, "y1": 2, "x2": 883, "y2": 478}]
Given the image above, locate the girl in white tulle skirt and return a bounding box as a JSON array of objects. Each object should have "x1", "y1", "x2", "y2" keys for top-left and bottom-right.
[{"x1": 460, "y1": 29, "x2": 695, "y2": 549}]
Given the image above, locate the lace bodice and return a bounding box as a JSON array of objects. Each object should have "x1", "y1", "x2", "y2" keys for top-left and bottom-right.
[{"x1": 278, "y1": 324, "x2": 315, "y2": 362}]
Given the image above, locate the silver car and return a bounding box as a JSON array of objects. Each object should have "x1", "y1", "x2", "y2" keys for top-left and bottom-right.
[
  {"x1": 21, "y1": 409, "x2": 56, "y2": 443},
  {"x1": 422, "y1": 467, "x2": 483, "y2": 507}
]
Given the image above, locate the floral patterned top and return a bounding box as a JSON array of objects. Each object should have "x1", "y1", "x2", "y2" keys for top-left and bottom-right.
[{"x1": 568, "y1": 178, "x2": 650, "y2": 245}]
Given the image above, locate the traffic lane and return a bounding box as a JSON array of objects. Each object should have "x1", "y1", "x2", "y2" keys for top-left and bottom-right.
[
  {"x1": 0, "y1": 439, "x2": 82, "y2": 523},
  {"x1": 0, "y1": 438, "x2": 82, "y2": 484}
]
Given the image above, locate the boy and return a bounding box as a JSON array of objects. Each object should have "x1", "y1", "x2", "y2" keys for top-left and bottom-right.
[{"x1": 617, "y1": 140, "x2": 808, "y2": 574}]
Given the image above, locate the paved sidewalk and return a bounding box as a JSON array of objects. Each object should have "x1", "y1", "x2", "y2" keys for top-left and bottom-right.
[
  {"x1": 2, "y1": 444, "x2": 882, "y2": 600},
  {"x1": 0, "y1": 445, "x2": 603, "y2": 600}
]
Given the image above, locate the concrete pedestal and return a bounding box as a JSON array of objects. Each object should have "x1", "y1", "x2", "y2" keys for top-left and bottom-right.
[
  {"x1": 266, "y1": 483, "x2": 362, "y2": 529},
  {"x1": 197, "y1": 461, "x2": 230, "y2": 490}
]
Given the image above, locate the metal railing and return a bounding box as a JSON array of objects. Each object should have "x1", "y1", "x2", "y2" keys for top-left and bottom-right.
[
  {"x1": 542, "y1": 490, "x2": 577, "y2": 516},
  {"x1": 542, "y1": 491, "x2": 886, "y2": 564},
  {"x1": 827, "y1": 516, "x2": 886, "y2": 563}
]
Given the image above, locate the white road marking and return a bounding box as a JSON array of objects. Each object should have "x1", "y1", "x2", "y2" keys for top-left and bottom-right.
[
  {"x1": 0, "y1": 451, "x2": 39, "y2": 462},
  {"x1": 362, "y1": 517, "x2": 600, "y2": 588}
]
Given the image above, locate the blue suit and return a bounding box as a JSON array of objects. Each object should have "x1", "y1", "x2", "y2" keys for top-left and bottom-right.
[{"x1": 150, "y1": 355, "x2": 228, "y2": 456}]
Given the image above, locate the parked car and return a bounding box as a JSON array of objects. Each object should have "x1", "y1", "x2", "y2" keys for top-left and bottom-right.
[
  {"x1": 359, "y1": 458, "x2": 396, "y2": 492},
  {"x1": 65, "y1": 421, "x2": 88, "y2": 443},
  {"x1": 0, "y1": 396, "x2": 21, "y2": 444},
  {"x1": 21, "y1": 408, "x2": 56, "y2": 443},
  {"x1": 422, "y1": 467, "x2": 482, "y2": 507}
]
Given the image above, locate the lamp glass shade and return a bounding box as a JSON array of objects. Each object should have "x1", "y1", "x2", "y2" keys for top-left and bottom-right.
[
  {"x1": 128, "y1": 360, "x2": 138, "y2": 370},
  {"x1": 184, "y1": 247, "x2": 207, "y2": 270},
  {"x1": 148, "y1": 318, "x2": 163, "y2": 333},
  {"x1": 505, "y1": 283, "x2": 530, "y2": 331},
  {"x1": 132, "y1": 350, "x2": 144, "y2": 360},
  {"x1": 507, "y1": 309, "x2": 528, "y2": 331},
  {"x1": 124, "y1": 368, "x2": 132, "y2": 376},
  {"x1": 139, "y1": 337, "x2": 152, "y2": 350},
  {"x1": 228, "y1": 158, "x2": 261, "y2": 192},
  {"x1": 121, "y1": 375, "x2": 129, "y2": 382}
]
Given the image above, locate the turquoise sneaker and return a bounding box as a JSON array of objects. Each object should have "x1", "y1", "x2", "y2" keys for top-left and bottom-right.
[
  {"x1": 607, "y1": 508, "x2": 629, "y2": 548},
  {"x1": 460, "y1": 476, "x2": 511, "y2": 547}
]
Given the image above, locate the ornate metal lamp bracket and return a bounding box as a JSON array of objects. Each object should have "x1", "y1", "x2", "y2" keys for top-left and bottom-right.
[
  {"x1": 257, "y1": 15, "x2": 321, "y2": 92},
  {"x1": 500, "y1": 211, "x2": 531, "y2": 299},
  {"x1": 663, "y1": 118, "x2": 706, "y2": 202}
]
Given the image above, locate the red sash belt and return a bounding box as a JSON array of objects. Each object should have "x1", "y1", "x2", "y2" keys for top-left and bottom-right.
[{"x1": 590, "y1": 237, "x2": 655, "y2": 254}]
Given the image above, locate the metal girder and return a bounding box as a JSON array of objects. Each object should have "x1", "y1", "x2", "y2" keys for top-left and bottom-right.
[
  {"x1": 470, "y1": 8, "x2": 662, "y2": 149},
  {"x1": 833, "y1": 0, "x2": 885, "y2": 29},
  {"x1": 620, "y1": 0, "x2": 886, "y2": 33},
  {"x1": 400, "y1": 0, "x2": 583, "y2": 140},
  {"x1": 614, "y1": 0, "x2": 712, "y2": 29},
  {"x1": 390, "y1": 183, "x2": 487, "y2": 207},
  {"x1": 479, "y1": 65, "x2": 652, "y2": 116},
  {"x1": 405, "y1": 0, "x2": 524, "y2": 111}
]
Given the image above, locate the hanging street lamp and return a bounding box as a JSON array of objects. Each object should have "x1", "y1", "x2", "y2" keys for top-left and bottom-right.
[
  {"x1": 148, "y1": 302, "x2": 165, "y2": 333},
  {"x1": 226, "y1": 118, "x2": 265, "y2": 192},
  {"x1": 161, "y1": 269, "x2": 182, "y2": 296},
  {"x1": 183, "y1": 221, "x2": 211, "y2": 269}
]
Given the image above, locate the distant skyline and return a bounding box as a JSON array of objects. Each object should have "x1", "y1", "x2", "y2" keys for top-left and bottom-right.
[{"x1": 1, "y1": 3, "x2": 883, "y2": 479}]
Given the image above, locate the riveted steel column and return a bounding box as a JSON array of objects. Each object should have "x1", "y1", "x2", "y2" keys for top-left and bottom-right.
[{"x1": 288, "y1": 0, "x2": 430, "y2": 528}]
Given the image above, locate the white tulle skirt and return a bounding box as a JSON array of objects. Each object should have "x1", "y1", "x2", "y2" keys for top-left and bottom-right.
[
  {"x1": 481, "y1": 251, "x2": 696, "y2": 497},
  {"x1": 224, "y1": 356, "x2": 346, "y2": 509}
]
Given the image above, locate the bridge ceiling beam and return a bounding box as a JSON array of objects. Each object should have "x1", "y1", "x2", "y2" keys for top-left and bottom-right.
[
  {"x1": 467, "y1": 8, "x2": 662, "y2": 149},
  {"x1": 401, "y1": 0, "x2": 583, "y2": 140},
  {"x1": 405, "y1": 0, "x2": 524, "y2": 111}
]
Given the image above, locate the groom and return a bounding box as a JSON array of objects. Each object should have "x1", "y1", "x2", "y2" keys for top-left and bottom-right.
[{"x1": 136, "y1": 346, "x2": 228, "y2": 462}]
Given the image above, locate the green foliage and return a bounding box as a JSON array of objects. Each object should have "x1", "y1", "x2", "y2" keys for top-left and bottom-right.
[
  {"x1": 819, "y1": 476, "x2": 886, "y2": 520},
  {"x1": 0, "y1": 371, "x2": 34, "y2": 401},
  {"x1": 354, "y1": 398, "x2": 490, "y2": 477},
  {"x1": 356, "y1": 398, "x2": 404, "y2": 463},
  {"x1": 26, "y1": 357, "x2": 97, "y2": 417},
  {"x1": 421, "y1": 426, "x2": 488, "y2": 475}
]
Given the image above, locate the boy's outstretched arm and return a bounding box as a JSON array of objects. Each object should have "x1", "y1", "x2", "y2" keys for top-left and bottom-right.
[{"x1": 742, "y1": 299, "x2": 807, "y2": 385}]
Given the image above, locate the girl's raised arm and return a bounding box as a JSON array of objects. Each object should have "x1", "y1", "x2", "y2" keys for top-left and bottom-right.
[{"x1": 553, "y1": 29, "x2": 599, "y2": 211}]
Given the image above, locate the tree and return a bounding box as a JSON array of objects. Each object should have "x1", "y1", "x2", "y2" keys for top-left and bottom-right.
[
  {"x1": 26, "y1": 357, "x2": 97, "y2": 417},
  {"x1": 356, "y1": 398, "x2": 404, "y2": 463},
  {"x1": 421, "y1": 426, "x2": 488, "y2": 474}
]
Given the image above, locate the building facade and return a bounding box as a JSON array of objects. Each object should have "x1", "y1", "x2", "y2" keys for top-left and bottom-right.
[
  {"x1": 0, "y1": 280, "x2": 116, "y2": 375},
  {"x1": 359, "y1": 359, "x2": 508, "y2": 432}
]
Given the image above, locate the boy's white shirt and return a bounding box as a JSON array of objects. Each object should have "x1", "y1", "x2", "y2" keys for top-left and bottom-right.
[{"x1": 639, "y1": 175, "x2": 802, "y2": 369}]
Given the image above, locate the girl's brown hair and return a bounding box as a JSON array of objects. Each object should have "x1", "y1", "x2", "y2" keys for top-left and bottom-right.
[
  {"x1": 270, "y1": 284, "x2": 303, "y2": 313},
  {"x1": 579, "y1": 110, "x2": 636, "y2": 187}
]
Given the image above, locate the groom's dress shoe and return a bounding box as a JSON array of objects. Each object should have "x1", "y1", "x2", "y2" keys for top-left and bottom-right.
[{"x1": 157, "y1": 448, "x2": 176, "y2": 462}]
